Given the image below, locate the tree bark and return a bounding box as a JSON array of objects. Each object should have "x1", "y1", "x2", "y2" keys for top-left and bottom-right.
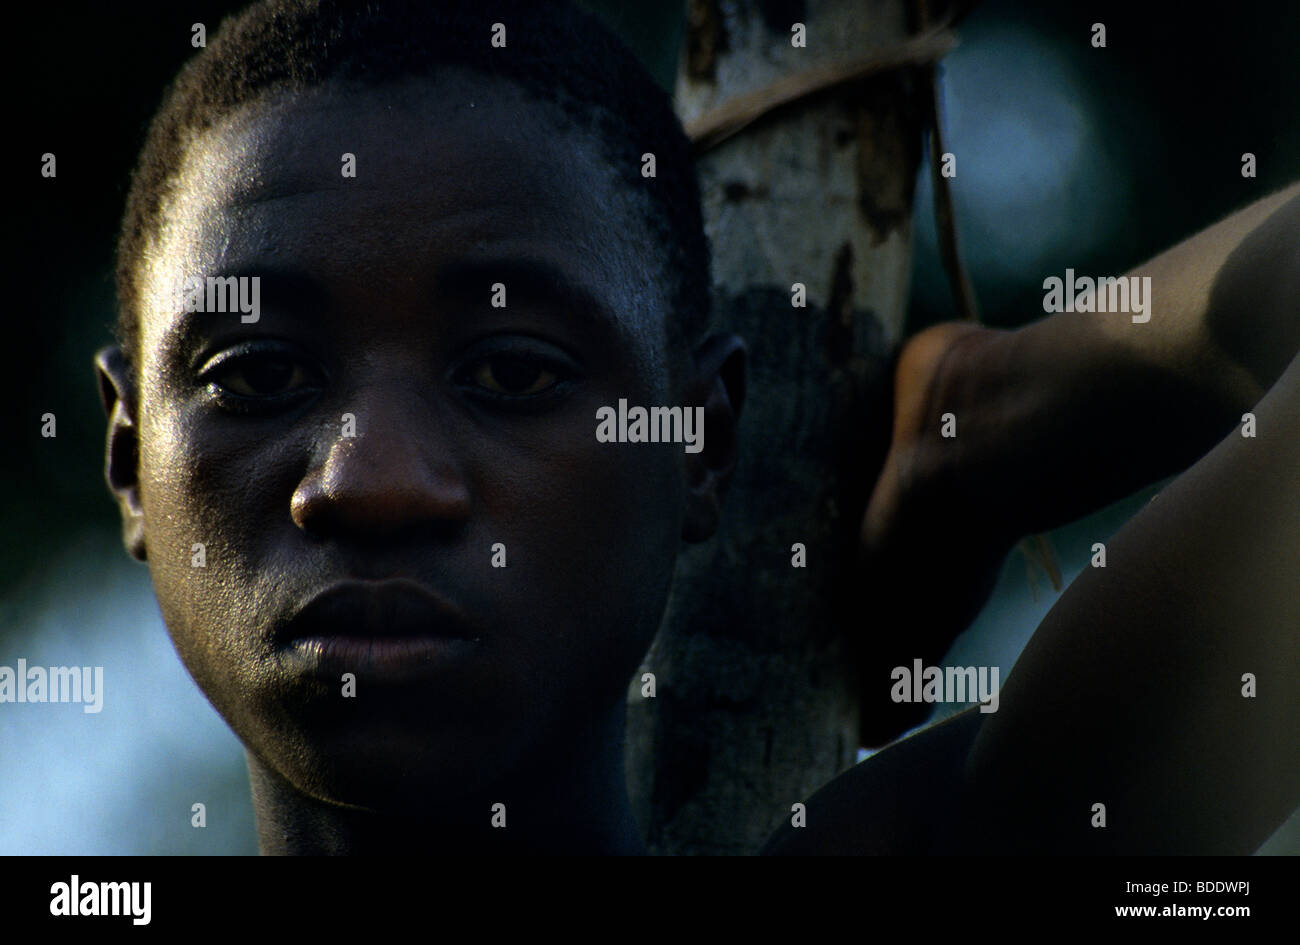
[{"x1": 624, "y1": 0, "x2": 928, "y2": 854}]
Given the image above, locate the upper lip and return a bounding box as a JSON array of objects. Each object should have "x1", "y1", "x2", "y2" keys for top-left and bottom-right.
[{"x1": 279, "y1": 579, "x2": 479, "y2": 644}]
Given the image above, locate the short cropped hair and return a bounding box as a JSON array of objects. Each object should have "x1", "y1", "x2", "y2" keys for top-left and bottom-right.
[{"x1": 115, "y1": 0, "x2": 712, "y2": 379}]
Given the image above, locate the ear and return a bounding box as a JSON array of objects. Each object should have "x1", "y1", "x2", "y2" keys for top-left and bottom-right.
[
  {"x1": 681, "y1": 333, "x2": 746, "y2": 543},
  {"x1": 94, "y1": 345, "x2": 147, "y2": 561}
]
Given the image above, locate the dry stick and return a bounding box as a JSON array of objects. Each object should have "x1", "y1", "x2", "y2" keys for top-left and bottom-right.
[
  {"x1": 916, "y1": 0, "x2": 1063, "y2": 592},
  {"x1": 684, "y1": 8, "x2": 1061, "y2": 593},
  {"x1": 922, "y1": 64, "x2": 980, "y2": 324}
]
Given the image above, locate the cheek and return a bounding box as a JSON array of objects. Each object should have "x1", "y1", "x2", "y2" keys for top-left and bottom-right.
[
  {"x1": 135, "y1": 401, "x2": 298, "y2": 680},
  {"x1": 481, "y1": 434, "x2": 684, "y2": 697},
  {"x1": 140, "y1": 411, "x2": 275, "y2": 568}
]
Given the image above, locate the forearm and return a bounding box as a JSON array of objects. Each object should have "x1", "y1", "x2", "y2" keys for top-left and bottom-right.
[
  {"x1": 929, "y1": 183, "x2": 1300, "y2": 542},
  {"x1": 956, "y1": 348, "x2": 1300, "y2": 853}
]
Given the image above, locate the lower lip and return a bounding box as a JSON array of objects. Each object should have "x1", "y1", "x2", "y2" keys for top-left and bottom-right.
[{"x1": 282, "y1": 635, "x2": 478, "y2": 680}]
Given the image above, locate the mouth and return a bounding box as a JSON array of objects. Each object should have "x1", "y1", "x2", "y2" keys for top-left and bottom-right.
[{"x1": 277, "y1": 578, "x2": 481, "y2": 681}]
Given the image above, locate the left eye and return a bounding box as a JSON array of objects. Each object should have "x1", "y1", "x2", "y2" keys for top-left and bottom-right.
[{"x1": 468, "y1": 356, "x2": 559, "y2": 396}]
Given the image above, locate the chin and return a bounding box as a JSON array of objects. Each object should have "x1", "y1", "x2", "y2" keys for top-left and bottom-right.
[{"x1": 272, "y1": 722, "x2": 524, "y2": 810}]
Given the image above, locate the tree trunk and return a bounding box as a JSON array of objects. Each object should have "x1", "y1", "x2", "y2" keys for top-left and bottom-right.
[{"x1": 624, "y1": 0, "x2": 928, "y2": 854}]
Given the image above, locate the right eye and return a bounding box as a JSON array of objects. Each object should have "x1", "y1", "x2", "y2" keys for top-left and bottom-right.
[
  {"x1": 199, "y1": 344, "x2": 324, "y2": 410},
  {"x1": 211, "y1": 354, "x2": 310, "y2": 397}
]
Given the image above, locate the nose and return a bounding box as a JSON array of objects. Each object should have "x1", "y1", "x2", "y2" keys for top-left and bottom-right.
[{"x1": 290, "y1": 396, "x2": 471, "y2": 541}]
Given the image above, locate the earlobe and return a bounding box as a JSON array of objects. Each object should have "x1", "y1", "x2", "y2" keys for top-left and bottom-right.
[
  {"x1": 94, "y1": 346, "x2": 147, "y2": 562},
  {"x1": 681, "y1": 334, "x2": 746, "y2": 543}
]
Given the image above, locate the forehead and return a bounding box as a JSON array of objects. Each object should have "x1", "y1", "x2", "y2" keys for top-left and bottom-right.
[{"x1": 138, "y1": 71, "x2": 669, "y2": 363}]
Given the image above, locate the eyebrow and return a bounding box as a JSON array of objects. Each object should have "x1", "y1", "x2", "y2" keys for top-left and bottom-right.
[
  {"x1": 158, "y1": 267, "x2": 329, "y2": 360},
  {"x1": 433, "y1": 255, "x2": 623, "y2": 339},
  {"x1": 159, "y1": 256, "x2": 625, "y2": 361}
]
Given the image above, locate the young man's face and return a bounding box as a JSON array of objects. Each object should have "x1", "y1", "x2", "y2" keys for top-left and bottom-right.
[{"x1": 97, "y1": 72, "x2": 733, "y2": 810}]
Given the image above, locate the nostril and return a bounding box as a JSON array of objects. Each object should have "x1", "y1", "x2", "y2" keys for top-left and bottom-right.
[{"x1": 290, "y1": 433, "x2": 471, "y2": 541}]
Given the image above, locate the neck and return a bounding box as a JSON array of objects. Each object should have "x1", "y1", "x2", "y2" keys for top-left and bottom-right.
[{"x1": 247, "y1": 703, "x2": 645, "y2": 855}]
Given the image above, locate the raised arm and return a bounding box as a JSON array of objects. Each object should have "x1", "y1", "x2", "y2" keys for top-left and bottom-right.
[
  {"x1": 770, "y1": 185, "x2": 1299, "y2": 854},
  {"x1": 929, "y1": 184, "x2": 1300, "y2": 852},
  {"x1": 956, "y1": 343, "x2": 1299, "y2": 853},
  {"x1": 857, "y1": 183, "x2": 1300, "y2": 746},
  {"x1": 930, "y1": 181, "x2": 1299, "y2": 540}
]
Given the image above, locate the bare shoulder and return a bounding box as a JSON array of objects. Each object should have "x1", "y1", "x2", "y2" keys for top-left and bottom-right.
[{"x1": 760, "y1": 707, "x2": 984, "y2": 855}]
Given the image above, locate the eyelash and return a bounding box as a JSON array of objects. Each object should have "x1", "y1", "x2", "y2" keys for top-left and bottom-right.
[
  {"x1": 452, "y1": 351, "x2": 579, "y2": 404},
  {"x1": 196, "y1": 342, "x2": 580, "y2": 414},
  {"x1": 198, "y1": 343, "x2": 324, "y2": 414}
]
